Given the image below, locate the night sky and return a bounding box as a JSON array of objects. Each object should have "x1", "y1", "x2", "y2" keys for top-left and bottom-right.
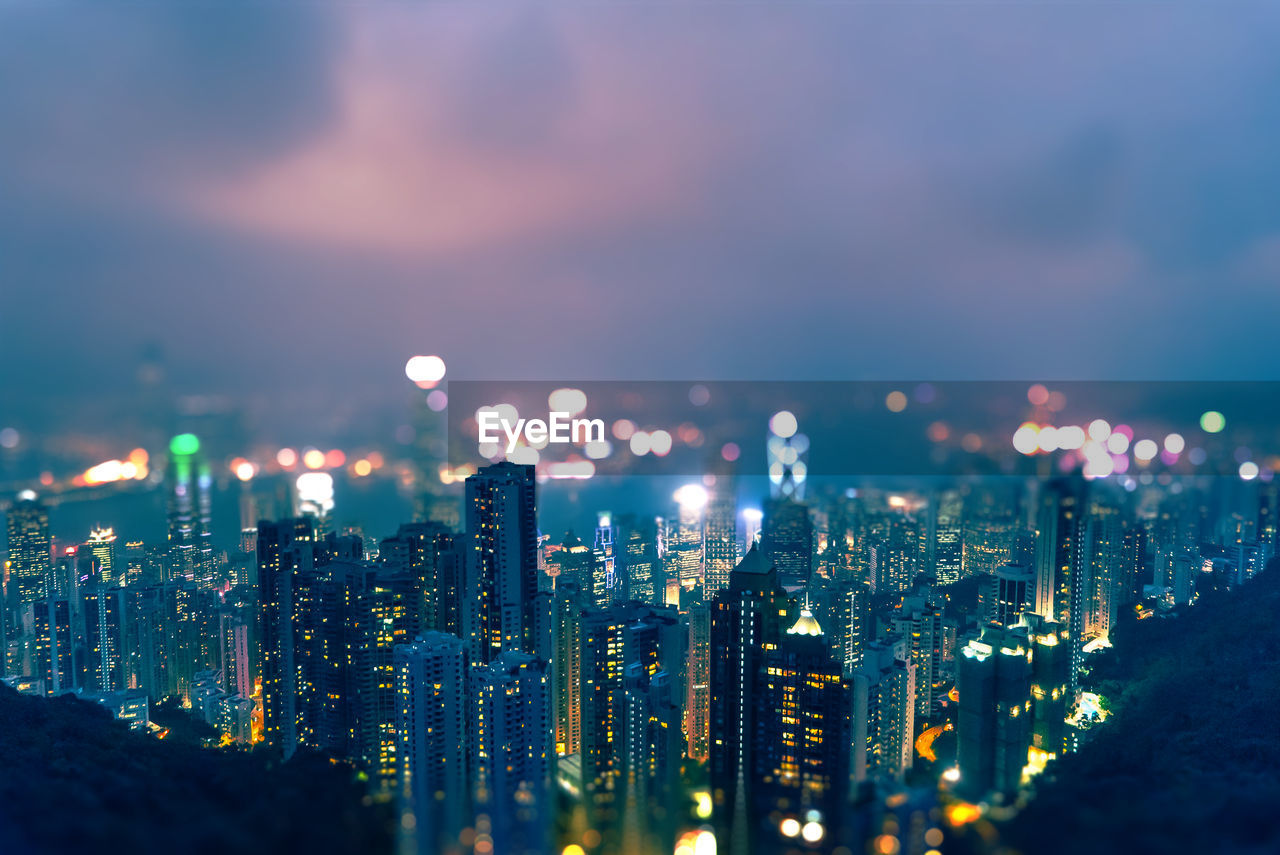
[{"x1": 4, "y1": 2, "x2": 1280, "y2": 431}]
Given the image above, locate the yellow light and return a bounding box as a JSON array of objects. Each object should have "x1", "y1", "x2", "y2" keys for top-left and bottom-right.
[
  {"x1": 780, "y1": 818, "x2": 801, "y2": 838},
  {"x1": 694, "y1": 790, "x2": 713, "y2": 819},
  {"x1": 946, "y1": 803, "x2": 981, "y2": 826},
  {"x1": 303, "y1": 448, "x2": 326, "y2": 469},
  {"x1": 353, "y1": 459, "x2": 373, "y2": 477}
]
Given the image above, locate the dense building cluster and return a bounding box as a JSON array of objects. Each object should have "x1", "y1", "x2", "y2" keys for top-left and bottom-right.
[{"x1": 4, "y1": 437, "x2": 1277, "y2": 855}]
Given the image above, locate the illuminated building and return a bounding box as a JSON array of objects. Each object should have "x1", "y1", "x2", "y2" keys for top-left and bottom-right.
[
  {"x1": 891, "y1": 594, "x2": 943, "y2": 718},
  {"x1": 6, "y1": 491, "x2": 51, "y2": 606},
  {"x1": 1023, "y1": 613, "x2": 1069, "y2": 759},
  {"x1": 758, "y1": 608, "x2": 851, "y2": 826},
  {"x1": 257, "y1": 517, "x2": 320, "y2": 756},
  {"x1": 956, "y1": 624, "x2": 1032, "y2": 803},
  {"x1": 592, "y1": 512, "x2": 621, "y2": 604},
  {"x1": 761, "y1": 497, "x2": 812, "y2": 587},
  {"x1": 80, "y1": 586, "x2": 126, "y2": 692},
  {"x1": 961, "y1": 514, "x2": 1016, "y2": 582},
  {"x1": 578, "y1": 601, "x2": 683, "y2": 841},
  {"x1": 708, "y1": 545, "x2": 792, "y2": 849},
  {"x1": 813, "y1": 577, "x2": 871, "y2": 676},
  {"x1": 165, "y1": 433, "x2": 214, "y2": 585},
  {"x1": 932, "y1": 490, "x2": 964, "y2": 585},
  {"x1": 1084, "y1": 501, "x2": 1123, "y2": 643},
  {"x1": 470, "y1": 651, "x2": 553, "y2": 855},
  {"x1": 463, "y1": 462, "x2": 538, "y2": 665},
  {"x1": 380, "y1": 521, "x2": 464, "y2": 636},
  {"x1": 34, "y1": 598, "x2": 72, "y2": 693},
  {"x1": 292, "y1": 560, "x2": 416, "y2": 785},
  {"x1": 852, "y1": 638, "x2": 916, "y2": 784},
  {"x1": 685, "y1": 602, "x2": 711, "y2": 761},
  {"x1": 546, "y1": 531, "x2": 599, "y2": 604},
  {"x1": 1034, "y1": 477, "x2": 1088, "y2": 691},
  {"x1": 988, "y1": 557, "x2": 1036, "y2": 629},
  {"x1": 395, "y1": 633, "x2": 469, "y2": 855},
  {"x1": 704, "y1": 483, "x2": 739, "y2": 595},
  {"x1": 84, "y1": 527, "x2": 118, "y2": 586},
  {"x1": 551, "y1": 581, "x2": 583, "y2": 755},
  {"x1": 219, "y1": 612, "x2": 251, "y2": 698},
  {"x1": 616, "y1": 513, "x2": 660, "y2": 606},
  {"x1": 666, "y1": 501, "x2": 705, "y2": 592}
]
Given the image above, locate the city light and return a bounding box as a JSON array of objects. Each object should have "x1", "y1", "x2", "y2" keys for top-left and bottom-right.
[
  {"x1": 1200, "y1": 410, "x2": 1226, "y2": 433},
  {"x1": 404, "y1": 354, "x2": 446, "y2": 387},
  {"x1": 769, "y1": 410, "x2": 798, "y2": 438},
  {"x1": 674, "y1": 483, "x2": 709, "y2": 510}
]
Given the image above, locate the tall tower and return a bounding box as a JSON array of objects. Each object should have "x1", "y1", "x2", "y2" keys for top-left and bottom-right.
[
  {"x1": 708, "y1": 546, "x2": 792, "y2": 852},
  {"x1": 1034, "y1": 477, "x2": 1087, "y2": 691},
  {"x1": 256, "y1": 516, "x2": 318, "y2": 756},
  {"x1": 470, "y1": 651, "x2": 553, "y2": 855},
  {"x1": 852, "y1": 638, "x2": 916, "y2": 784},
  {"x1": 956, "y1": 624, "x2": 1032, "y2": 803},
  {"x1": 704, "y1": 482, "x2": 739, "y2": 595},
  {"x1": 166, "y1": 433, "x2": 213, "y2": 584},
  {"x1": 6, "y1": 491, "x2": 51, "y2": 606},
  {"x1": 757, "y1": 608, "x2": 851, "y2": 828},
  {"x1": 395, "y1": 633, "x2": 469, "y2": 855},
  {"x1": 761, "y1": 497, "x2": 812, "y2": 587},
  {"x1": 463, "y1": 462, "x2": 538, "y2": 665}
]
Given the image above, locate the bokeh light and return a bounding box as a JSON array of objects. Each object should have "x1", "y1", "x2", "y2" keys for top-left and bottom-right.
[
  {"x1": 1200, "y1": 410, "x2": 1226, "y2": 433},
  {"x1": 404, "y1": 354, "x2": 446, "y2": 387},
  {"x1": 769, "y1": 410, "x2": 798, "y2": 438},
  {"x1": 885, "y1": 391, "x2": 908, "y2": 413}
]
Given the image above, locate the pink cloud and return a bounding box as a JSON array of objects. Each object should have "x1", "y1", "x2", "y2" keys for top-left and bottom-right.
[{"x1": 187, "y1": 7, "x2": 716, "y2": 255}]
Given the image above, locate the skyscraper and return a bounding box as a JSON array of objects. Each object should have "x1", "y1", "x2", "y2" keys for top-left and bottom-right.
[
  {"x1": 166, "y1": 433, "x2": 214, "y2": 584},
  {"x1": 463, "y1": 462, "x2": 538, "y2": 665},
  {"x1": 395, "y1": 633, "x2": 469, "y2": 855},
  {"x1": 470, "y1": 651, "x2": 553, "y2": 855},
  {"x1": 956, "y1": 624, "x2": 1033, "y2": 803},
  {"x1": 757, "y1": 608, "x2": 851, "y2": 828},
  {"x1": 704, "y1": 483, "x2": 739, "y2": 595},
  {"x1": 761, "y1": 497, "x2": 812, "y2": 587},
  {"x1": 709, "y1": 545, "x2": 792, "y2": 851},
  {"x1": 852, "y1": 639, "x2": 916, "y2": 784},
  {"x1": 6, "y1": 491, "x2": 51, "y2": 606}
]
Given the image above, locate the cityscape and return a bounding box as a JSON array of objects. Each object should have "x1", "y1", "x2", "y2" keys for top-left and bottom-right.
[
  {"x1": 5, "y1": 2, "x2": 1280, "y2": 854},
  {"x1": 3, "y1": 377, "x2": 1278, "y2": 854}
]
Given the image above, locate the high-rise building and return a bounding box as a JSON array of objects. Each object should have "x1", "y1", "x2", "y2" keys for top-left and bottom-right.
[
  {"x1": 933, "y1": 490, "x2": 964, "y2": 585},
  {"x1": 761, "y1": 497, "x2": 812, "y2": 587},
  {"x1": 165, "y1": 433, "x2": 214, "y2": 585},
  {"x1": 891, "y1": 594, "x2": 943, "y2": 719},
  {"x1": 757, "y1": 608, "x2": 851, "y2": 826},
  {"x1": 592, "y1": 513, "x2": 621, "y2": 605},
  {"x1": 956, "y1": 624, "x2": 1032, "y2": 803},
  {"x1": 463, "y1": 462, "x2": 538, "y2": 665},
  {"x1": 578, "y1": 601, "x2": 683, "y2": 841},
  {"x1": 6, "y1": 491, "x2": 51, "y2": 606},
  {"x1": 704, "y1": 484, "x2": 739, "y2": 595},
  {"x1": 708, "y1": 546, "x2": 792, "y2": 849},
  {"x1": 551, "y1": 581, "x2": 584, "y2": 756},
  {"x1": 616, "y1": 514, "x2": 660, "y2": 606},
  {"x1": 685, "y1": 602, "x2": 711, "y2": 762},
  {"x1": 395, "y1": 633, "x2": 469, "y2": 855},
  {"x1": 257, "y1": 517, "x2": 320, "y2": 755},
  {"x1": 380, "y1": 521, "x2": 464, "y2": 637},
  {"x1": 988, "y1": 558, "x2": 1036, "y2": 629},
  {"x1": 84, "y1": 527, "x2": 119, "y2": 586},
  {"x1": 470, "y1": 651, "x2": 553, "y2": 855},
  {"x1": 852, "y1": 638, "x2": 916, "y2": 784},
  {"x1": 1034, "y1": 478, "x2": 1088, "y2": 690}
]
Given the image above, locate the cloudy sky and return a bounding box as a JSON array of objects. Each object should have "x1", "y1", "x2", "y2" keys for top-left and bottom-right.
[{"x1": 4, "y1": 1, "x2": 1280, "y2": 428}]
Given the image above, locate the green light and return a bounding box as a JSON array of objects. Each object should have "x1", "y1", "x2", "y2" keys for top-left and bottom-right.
[
  {"x1": 169, "y1": 433, "x2": 201, "y2": 456},
  {"x1": 1199, "y1": 411, "x2": 1226, "y2": 434}
]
